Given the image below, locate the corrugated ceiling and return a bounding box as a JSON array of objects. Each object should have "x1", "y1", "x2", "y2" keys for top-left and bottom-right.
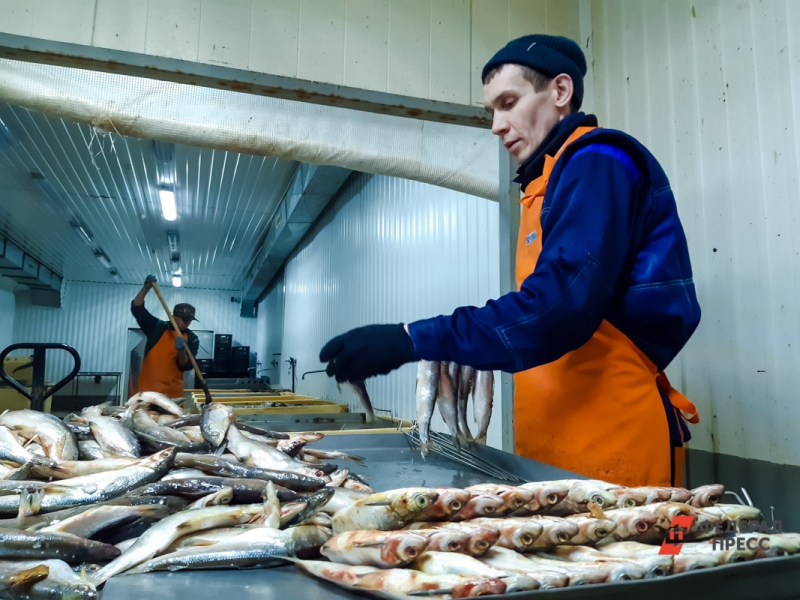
[{"x1": 0, "y1": 102, "x2": 297, "y2": 290}]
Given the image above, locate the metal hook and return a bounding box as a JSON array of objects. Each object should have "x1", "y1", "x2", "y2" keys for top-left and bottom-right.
[
  {"x1": 301, "y1": 369, "x2": 327, "y2": 380},
  {"x1": 740, "y1": 487, "x2": 754, "y2": 507},
  {"x1": 723, "y1": 490, "x2": 746, "y2": 505}
]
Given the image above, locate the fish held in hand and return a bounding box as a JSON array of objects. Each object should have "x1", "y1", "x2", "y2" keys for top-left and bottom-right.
[{"x1": 415, "y1": 360, "x2": 439, "y2": 457}]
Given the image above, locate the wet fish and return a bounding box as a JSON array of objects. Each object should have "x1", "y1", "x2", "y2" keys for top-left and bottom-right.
[
  {"x1": 559, "y1": 516, "x2": 617, "y2": 545},
  {"x1": 700, "y1": 503, "x2": 763, "y2": 530},
  {"x1": 545, "y1": 545, "x2": 673, "y2": 578},
  {"x1": 478, "y1": 547, "x2": 570, "y2": 589},
  {"x1": 174, "y1": 453, "x2": 326, "y2": 491},
  {"x1": 186, "y1": 487, "x2": 233, "y2": 509},
  {"x1": 689, "y1": 484, "x2": 725, "y2": 508},
  {"x1": 0, "y1": 426, "x2": 55, "y2": 467},
  {"x1": 276, "y1": 438, "x2": 307, "y2": 457},
  {"x1": 449, "y1": 493, "x2": 505, "y2": 521},
  {"x1": 331, "y1": 488, "x2": 439, "y2": 534},
  {"x1": 413, "y1": 528, "x2": 472, "y2": 555},
  {"x1": 590, "y1": 506, "x2": 660, "y2": 543},
  {"x1": 525, "y1": 552, "x2": 645, "y2": 583},
  {"x1": 303, "y1": 449, "x2": 366, "y2": 466},
  {"x1": 436, "y1": 362, "x2": 461, "y2": 444},
  {"x1": 414, "y1": 360, "x2": 439, "y2": 457},
  {"x1": 0, "y1": 528, "x2": 120, "y2": 562},
  {"x1": 321, "y1": 530, "x2": 430, "y2": 568},
  {"x1": 343, "y1": 474, "x2": 374, "y2": 494},
  {"x1": 456, "y1": 365, "x2": 476, "y2": 446},
  {"x1": 200, "y1": 403, "x2": 235, "y2": 447},
  {"x1": 0, "y1": 559, "x2": 98, "y2": 600},
  {"x1": 225, "y1": 426, "x2": 328, "y2": 478},
  {"x1": 32, "y1": 457, "x2": 138, "y2": 480},
  {"x1": 534, "y1": 479, "x2": 618, "y2": 516},
  {"x1": 85, "y1": 415, "x2": 140, "y2": 458},
  {"x1": 465, "y1": 517, "x2": 545, "y2": 552},
  {"x1": 473, "y1": 370, "x2": 494, "y2": 445},
  {"x1": 415, "y1": 487, "x2": 471, "y2": 521},
  {"x1": 616, "y1": 502, "x2": 720, "y2": 543},
  {"x1": 518, "y1": 480, "x2": 570, "y2": 513},
  {"x1": 283, "y1": 488, "x2": 335, "y2": 527},
  {"x1": 131, "y1": 410, "x2": 193, "y2": 447},
  {"x1": 235, "y1": 422, "x2": 290, "y2": 440},
  {"x1": 321, "y1": 487, "x2": 370, "y2": 514},
  {"x1": 343, "y1": 381, "x2": 375, "y2": 424},
  {"x1": 131, "y1": 476, "x2": 301, "y2": 504},
  {"x1": 295, "y1": 560, "x2": 507, "y2": 597},
  {"x1": 92, "y1": 501, "x2": 271, "y2": 583},
  {"x1": 0, "y1": 410, "x2": 78, "y2": 461},
  {"x1": 465, "y1": 483, "x2": 534, "y2": 514},
  {"x1": 415, "y1": 550, "x2": 540, "y2": 592},
  {"x1": 40, "y1": 504, "x2": 172, "y2": 538},
  {"x1": 405, "y1": 522, "x2": 500, "y2": 557},
  {"x1": 126, "y1": 391, "x2": 185, "y2": 417},
  {"x1": 596, "y1": 540, "x2": 741, "y2": 572},
  {"x1": 78, "y1": 441, "x2": 106, "y2": 461},
  {"x1": 0, "y1": 448, "x2": 175, "y2": 515},
  {"x1": 162, "y1": 414, "x2": 202, "y2": 429}
]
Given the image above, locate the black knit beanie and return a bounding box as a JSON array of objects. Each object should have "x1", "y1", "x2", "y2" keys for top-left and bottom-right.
[{"x1": 482, "y1": 34, "x2": 587, "y2": 109}]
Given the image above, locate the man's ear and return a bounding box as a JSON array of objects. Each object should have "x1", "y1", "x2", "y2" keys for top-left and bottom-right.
[{"x1": 552, "y1": 74, "x2": 574, "y2": 110}]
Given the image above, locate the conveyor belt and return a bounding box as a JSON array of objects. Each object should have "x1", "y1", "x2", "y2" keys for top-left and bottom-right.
[{"x1": 103, "y1": 433, "x2": 800, "y2": 600}]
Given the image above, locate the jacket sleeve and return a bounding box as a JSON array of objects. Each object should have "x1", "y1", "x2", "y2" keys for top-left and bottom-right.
[
  {"x1": 130, "y1": 302, "x2": 160, "y2": 337},
  {"x1": 406, "y1": 145, "x2": 642, "y2": 372}
]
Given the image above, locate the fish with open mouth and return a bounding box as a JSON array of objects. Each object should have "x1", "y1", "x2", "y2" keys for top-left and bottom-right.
[{"x1": 331, "y1": 488, "x2": 440, "y2": 534}]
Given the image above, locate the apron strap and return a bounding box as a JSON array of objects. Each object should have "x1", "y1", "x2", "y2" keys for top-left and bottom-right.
[{"x1": 656, "y1": 372, "x2": 700, "y2": 424}]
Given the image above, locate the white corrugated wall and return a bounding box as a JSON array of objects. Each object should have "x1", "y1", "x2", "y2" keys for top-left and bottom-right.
[
  {"x1": 11, "y1": 280, "x2": 259, "y2": 387},
  {"x1": 0, "y1": 284, "x2": 14, "y2": 351},
  {"x1": 277, "y1": 172, "x2": 503, "y2": 447},
  {"x1": 591, "y1": 0, "x2": 800, "y2": 467},
  {"x1": 255, "y1": 273, "x2": 285, "y2": 387}
]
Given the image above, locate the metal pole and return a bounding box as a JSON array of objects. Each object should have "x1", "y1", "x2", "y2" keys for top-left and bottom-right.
[{"x1": 497, "y1": 139, "x2": 520, "y2": 453}]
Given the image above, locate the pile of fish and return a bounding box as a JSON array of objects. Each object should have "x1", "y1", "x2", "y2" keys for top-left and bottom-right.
[
  {"x1": 0, "y1": 393, "x2": 795, "y2": 599},
  {"x1": 0, "y1": 392, "x2": 372, "y2": 598},
  {"x1": 295, "y1": 480, "x2": 800, "y2": 598},
  {"x1": 416, "y1": 361, "x2": 494, "y2": 456}
]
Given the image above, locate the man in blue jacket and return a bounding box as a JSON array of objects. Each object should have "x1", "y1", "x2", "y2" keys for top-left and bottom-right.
[{"x1": 320, "y1": 34, "x2": 701, "y2": 486}]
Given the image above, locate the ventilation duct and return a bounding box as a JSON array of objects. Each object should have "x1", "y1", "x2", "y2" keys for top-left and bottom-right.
[{"x1": 0, "y1": 234, "x2": 62, "y2": 306}]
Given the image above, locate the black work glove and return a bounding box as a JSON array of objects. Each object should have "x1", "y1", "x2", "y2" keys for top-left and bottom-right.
[{"x1": 319, "y1": 324, "x2": 420, "y2": 382}]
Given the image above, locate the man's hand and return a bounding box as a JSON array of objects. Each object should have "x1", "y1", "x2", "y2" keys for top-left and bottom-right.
[
  {"x1": 143, "y1": 274, "x2": 156, "y2": 290},
  {"x1": 319, "y1": 324, "x2": 419, "y2": 382},
  {"x1": 175, "y1": 336, "x2": 186, "y2": 353}
]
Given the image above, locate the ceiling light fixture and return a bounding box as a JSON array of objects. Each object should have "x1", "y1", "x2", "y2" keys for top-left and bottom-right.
[
  {"x1": 172, "y1": 274, "x2": 182, "y2": 288},
  {"x1": 70, "y1": 220, "x2": 94, "y2": 247},
  {"x1": 0, "y1": 118, "x2": 14, "y2": 145},
  {"x1": 93, "y1": 250, "x2": 112, "y2": 269},
  {"x1": 166, "y1": 230, "x2": 179, "y2": 253},
  {"x1": 109, "y1": 268, "x2": 120, "y2": 280},
  {"x1": 159, "y1": 189, "x2": 177, "y2": 221}
]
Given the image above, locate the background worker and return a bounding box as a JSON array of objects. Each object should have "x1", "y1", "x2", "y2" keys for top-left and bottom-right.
[
  {"x1": 319, "y1": 34, "x2": 702, "y2": 488},
  {"x1": 131, "y1": 275, "x2": 199, "y2": 399}
]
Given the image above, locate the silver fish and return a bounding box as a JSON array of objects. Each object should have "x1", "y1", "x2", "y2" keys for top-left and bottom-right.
[
  {"x1": 321, "y1": 530, "x2": 430, "y2": 568},
  {"x1": 436, "y1": 362, "x2": 461, "y2": 444},
  {"x1": 0, "y1": 448, "x2": 175, "y2": 514},
  {"x1": 33, "y1": 457, "x2": 138, "y2": 480},
  {"x1": 303, "y1": 449, "x2": 366, "y2": 466},
  {"x1": 331, "y1": 488, "x2": 440, "y2": 534},
  {"x1": 414, "y1": 360, "x2": 439, "y2": 457},
  {"x1": 85, "y1": 415, "x2": 140, "y2": 458},
  {"x1": 126, "y1": 391, "x2": 185, "y2": 417},
  {"x1": 91, "y1": 502, "x2": 272, "y2": 583},
  {"x1": 200, "y1": 403, "x2": 235, "y2": 447},
  {"x1": 456, "y1": 364, "x2": 476, "y2": 445},
  {"x1": 78, "y1": 440, "x2": 106, "y2": 461},
  {"x1": 0, "y1": 559, "x2": 98, "y2": 600},
  {"x1": 0, "y1": 426, "x2": 55, "y2": 467},
  {"x1": 40, "y1": 504, "x2": 172, "y2": 538},
  {"x1": 0, "y1": 410, "x2": 78, "y2": 461},
  {"x1": 0, "y1": 528, "x2": 120, "y2": 562},
  {"x1": 186, "y1": 487, "x2": 234, "y2": 510},
  {"x1": 130, "y1": 526, "x2": 331, "y2": 573},
  {"x1": 343, "y1": 381, "x2": 375, "y2": 424},
  {"x1": 225, "y1": 426, "x2": 324, "y2": 478},
  {"x1": 478, "y1": 547, "x2": 570, "y2": 589},
  {"x1": 321, "y1": 487, "x2": 370, "y2": 514},
  {"x1": 174, "y1": 453, "x2": 326, "y2": 491},
  {"x1": 131, "y1": 410, "x2": 192, "y2": 447},
  {"x1": 413, "y1": 550, "x2": 540, "y2": 592},
  {"x1": 473, "y1": 370, "x2": 494, "y2": 445}
]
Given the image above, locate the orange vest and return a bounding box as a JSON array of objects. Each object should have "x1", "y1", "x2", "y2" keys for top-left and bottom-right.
[
  {"x1": 513, "y1": 126, "x2": 699, "y2": 487},
  {"x1": 137, "y1": 330, "x2": 188, "y2": 399}
]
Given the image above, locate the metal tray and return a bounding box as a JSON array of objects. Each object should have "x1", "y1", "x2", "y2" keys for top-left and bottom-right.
[{"x1": 102, "y1": 433, "x2": 800, "y2": 600}]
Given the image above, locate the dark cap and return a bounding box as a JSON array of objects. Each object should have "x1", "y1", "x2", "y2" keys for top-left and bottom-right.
[
  {"x1": 482, "y1": 34, "x2": 587, "y2": 109},
  {"x1": 173, "y1": 303, "x2": 197, "y2": 322}
]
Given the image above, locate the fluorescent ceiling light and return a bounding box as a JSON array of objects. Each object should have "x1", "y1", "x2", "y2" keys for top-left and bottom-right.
[
  {"x1": 172, "y1": 275, "x2": 182, "y2": 287},
  {"x1": 166, "y1": 230, "x2": 179, "y2": 253},
  {"x1": 0, "y1": 118, "x2": 13, "y2": 145},
  {"x1": 159, "y1": 189, "x2": 177, "y2": 221},
  {"x1": 93, "y1": 250, "x2": 112, "y2": 269},
  {"x1": 70, "y1": 220, "x2": 93, "y2": 246}
]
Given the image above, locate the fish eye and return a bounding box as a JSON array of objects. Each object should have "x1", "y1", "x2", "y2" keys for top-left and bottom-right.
[
  {"x1": 556, "y1": 532, "x2": 570, "y2": 543},
  {"x1": 476, "y1": 540, "x2": 489, "y2": 550},
  {"x1": 406, "y1": 546, "x2": 418, "y2": 557},
  {"x1": 450, "y1": 501, "x2": 462, "y2": 511},
  {"x1": 484, "y1": 506, "x2": 495, "y2": 514},
  {"x1": 521, "y1": 534, "x2": 533, "y2": 545},
  {"x1": 653, "y1": 568, "x2": 666, "y2": 577},
  {"x1": 447, "y1": 541, "x2": 461, "y2": 552},
  {"x1": 619, "y1": 574, "x2": 632, "y2": 581},
  {"x1": 415, "y1": 495, "x2": 428, "y2": 507},
  {"x1": 635, "y1": 520, "x2": 649, "y2": 533},
  {"x1": 590, "y1": 494, "x2": 605, "y2": 506},
  {"x1": 596, "y1": 528, "x2": 610, "y2": 537},
  {"x1": 545, "y1": 493, "x2": 559, "y2": 505}
]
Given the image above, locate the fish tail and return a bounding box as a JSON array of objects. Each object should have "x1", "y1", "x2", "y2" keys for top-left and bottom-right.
[
  {"x1": 8, "y1": 565, "x2": 50, "y2": 590},
  {"x1": 474, "y1": 435, "x2": 487, "y2": 446}
]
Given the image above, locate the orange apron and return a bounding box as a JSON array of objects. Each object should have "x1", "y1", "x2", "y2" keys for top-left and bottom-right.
[
  {"x1": 137, "y1": 330, "x2": 188, "y2": 399},
  {"x1": 513, "y1": 127, "x2": 699, "y2": 487}
]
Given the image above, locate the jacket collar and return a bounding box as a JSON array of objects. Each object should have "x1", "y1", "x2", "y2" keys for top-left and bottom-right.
[{"x1": 514, "y1": 113, "x2": 599, "y2": 188}]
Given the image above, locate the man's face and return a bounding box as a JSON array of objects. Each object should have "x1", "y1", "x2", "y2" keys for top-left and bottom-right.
[
  {"x1": 174, "y1": 316, "x2": 191, "y2": 332},
  {"x1": 483, "y1": 64, "x2": 564, "y2": 163}
]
